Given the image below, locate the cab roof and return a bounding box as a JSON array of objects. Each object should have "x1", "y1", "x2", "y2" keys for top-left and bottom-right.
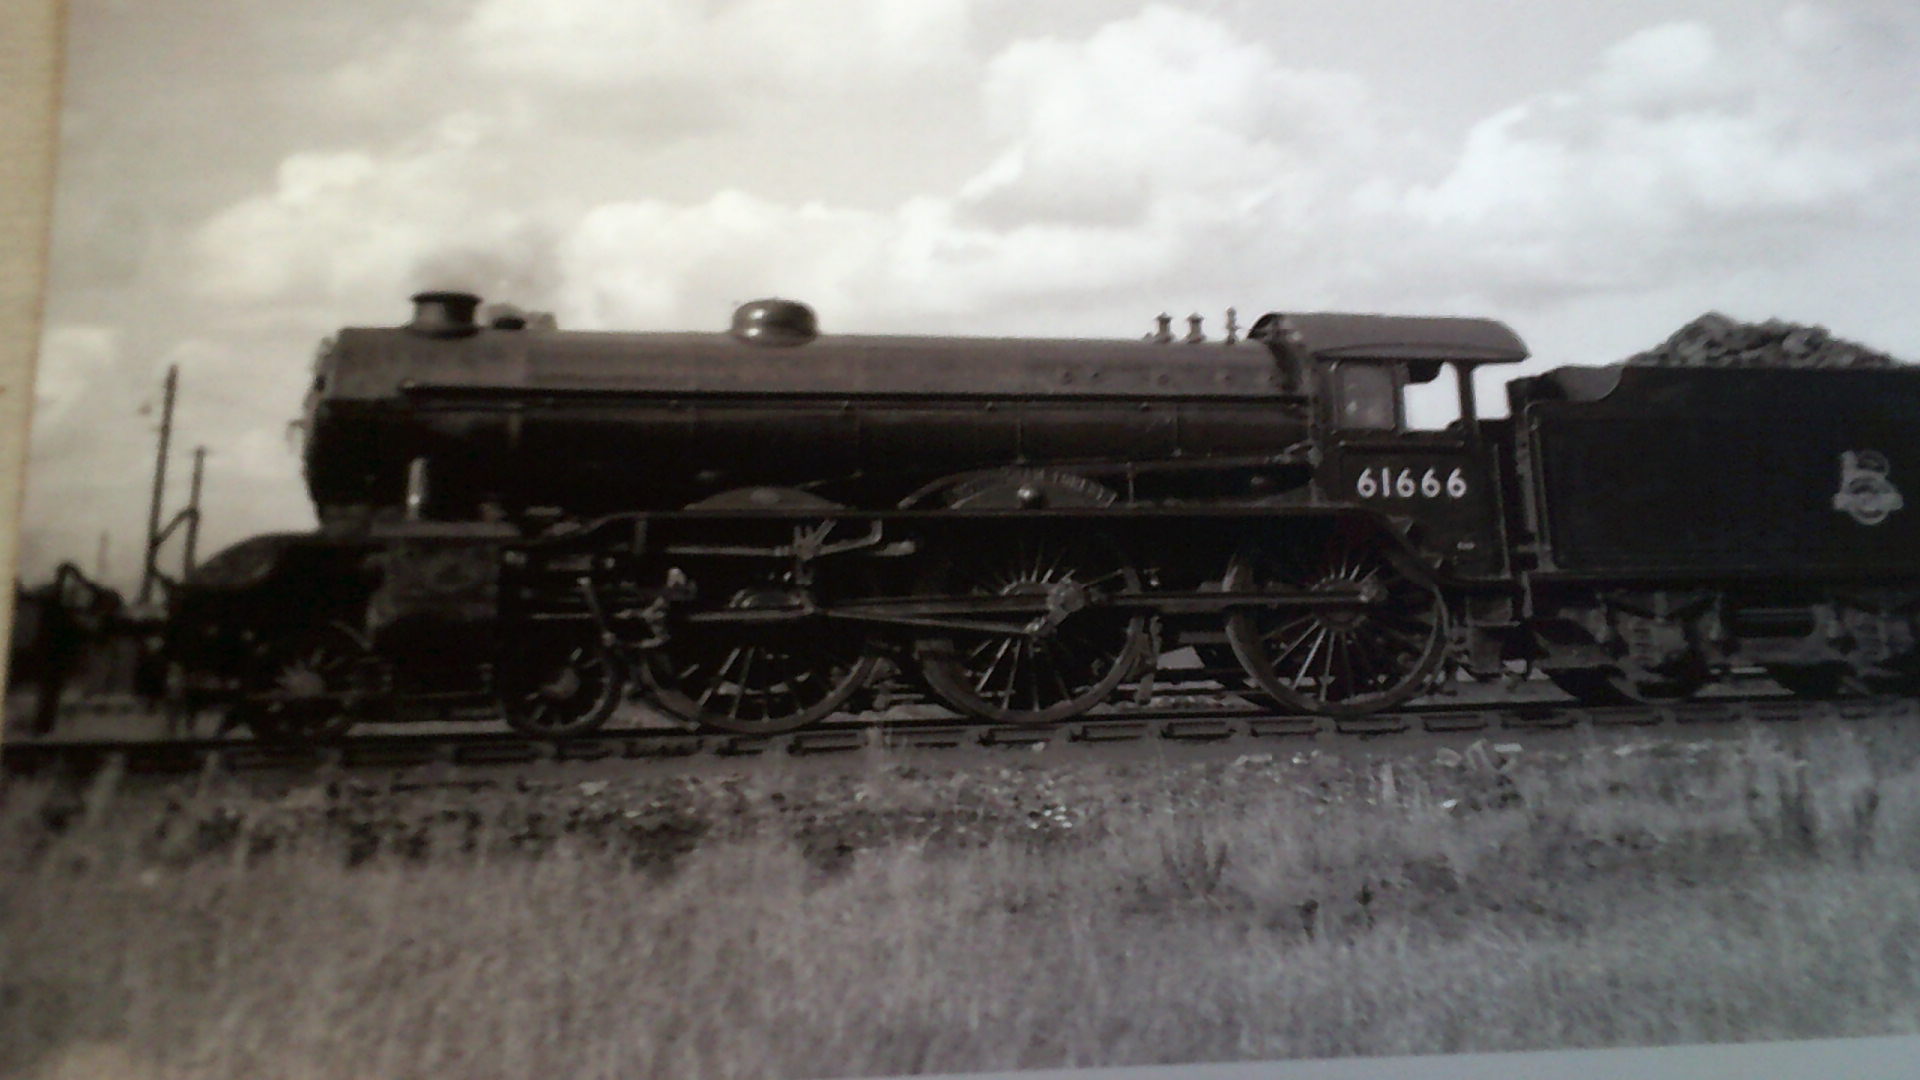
[{"x1": 1260, "y1": 313, "x2": 1529, "y2": 365}]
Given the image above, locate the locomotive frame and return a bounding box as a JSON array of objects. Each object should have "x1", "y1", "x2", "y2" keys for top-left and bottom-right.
[{"x1": 159, "y1": 294, "x2": 1920, "y2": 741}]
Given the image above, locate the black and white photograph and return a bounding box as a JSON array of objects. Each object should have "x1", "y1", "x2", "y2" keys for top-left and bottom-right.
[{"x1": 4, "y1": 1, "x2": 1920, "y2": 1077}]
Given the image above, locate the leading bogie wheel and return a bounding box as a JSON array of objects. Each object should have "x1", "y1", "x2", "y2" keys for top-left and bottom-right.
[
  {"x1": 1223, "y1": 530, "x2": 1448, "y2": 717},
  {"x1": 233, "y1": 622, "x2": 380, "y2": 743},
  {"x1": 496, "y1": 628, "x2": 625, "y2": 738},
  {"x1": 916, "y1": 530, "x2": 1151, "y2": 724}
]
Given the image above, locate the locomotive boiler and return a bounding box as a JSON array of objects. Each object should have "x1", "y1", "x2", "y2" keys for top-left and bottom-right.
[{"x1": 164, "y1": 292, "x2": 1920, "y2": 741}]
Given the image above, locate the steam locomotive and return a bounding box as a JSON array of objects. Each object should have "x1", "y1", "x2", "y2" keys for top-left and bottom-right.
[{"x1": 164, "y1": 292, "x2": 1920, "y2": 741}]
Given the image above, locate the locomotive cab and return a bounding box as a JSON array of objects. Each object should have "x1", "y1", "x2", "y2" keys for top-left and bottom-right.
[
  {"x1": 1255, "y1": 313, "x2": 1529, "y2": 581},
  {"x1": 1249, "y1": 312, "x2": 1527, "y2": 434},
  {"x1": 1318, "y1": 356, "x2": 1480, "y2": 433}
]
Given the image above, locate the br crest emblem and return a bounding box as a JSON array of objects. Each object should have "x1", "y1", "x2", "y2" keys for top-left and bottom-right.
[{"x1": 1833, "y1": 450, "x2": 1905, "y2": 526}]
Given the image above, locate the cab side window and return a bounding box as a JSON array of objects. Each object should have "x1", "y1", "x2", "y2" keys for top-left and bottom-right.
[
  {"x1": 1332, "y1": 363, "x2": 1398, "y2": 430},
  {"x1": 1402, "y1": 369, "x2": 1465, "y2": 431}
]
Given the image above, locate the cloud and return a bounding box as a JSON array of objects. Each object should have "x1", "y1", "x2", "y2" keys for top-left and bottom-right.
[
  {"x1": 461, "y1": 0, "x2": 975, "y2": 94},
  {"x1": 549, "y1": 5, "x2": 1382, "y2": 333},
  {"x1": 152, "y1": 3, "x2": 1920, "y2": 340},
  {"x1": 1584, "y1": 22, "x2": 1742, "y2": 116},
  {"x1": 570, "y1": 4, "x2": 1920, "y2": 335},
  {"x1": 30, "y1": 325, "x2": 120, "y2": 427},
  {"x1": 554, "y1": 190, "x2": 1197, "y2": 334},
  {"x1": 557, "y1": 192, "x2": 898, "y2": 328},
  {"x1": 182, "y1": 4, "x2": 1393, "y2": 339},
  {"x1": 21, "y1": 322, "x2": 164, "y2": 479},
  {"x1": 960, "y1": 4, "x2": 1372, "y2": 229},
  {"x1": 186, "y1": 113, "x2": 565, "y2": 312},
  {"x1": 1381, "y1": 11, "x2": 1920, "y2": 306},
  {"x1": 19, "y1": 324, "x2": 169, "y2": 588}
]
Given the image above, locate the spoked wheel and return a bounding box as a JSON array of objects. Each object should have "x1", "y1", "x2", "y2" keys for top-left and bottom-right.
[
  {"x1": 643, "y1": 635, "x2": 875, "y2": 735},
  {"x1": 1840, "y1": 600, "x2": 1920, "y2": 698},
  {"x1": 233, "y1": 623, "x2": 381, "y2": 743},
  {"x1": 916, "y1": 530, "x2": 1151, "y2": 724},
  {"x1": 497, "y1": 628, "x2": 625, "y2": 738},
  {"x1": 642, "y1": 609, "x2": 877, "y2": 736},
  {"x1": 1223, "y1": 531, "x2": 1448, "y2": 717}
]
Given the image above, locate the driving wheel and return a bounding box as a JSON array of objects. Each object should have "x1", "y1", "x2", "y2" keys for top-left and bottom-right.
[
  {"x1": 640, "y1": 578, "x2": 877, "y2": 735},
  {"x1": 1223, "y1": 530, "x2": 1447, "y2": 717},
  {"x1": 916, "y1": 530, "x2": 1151, "y2": 724}
]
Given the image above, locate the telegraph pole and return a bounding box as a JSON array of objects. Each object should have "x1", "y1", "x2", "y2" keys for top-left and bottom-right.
[
  {"x1": 139, "y1": 365, "x2": 177, "y2": 605},
  {"x1": 183, "y1": 446, "x2": 206, "y2": 576}
]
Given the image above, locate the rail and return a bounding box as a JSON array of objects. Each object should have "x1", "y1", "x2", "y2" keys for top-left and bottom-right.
[{"x1": 5, "y1": 692, "x2": 1912, "y2": 779}]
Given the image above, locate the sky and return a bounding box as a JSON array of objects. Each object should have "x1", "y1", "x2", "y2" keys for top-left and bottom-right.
[{"x1": 19, "y1": 0, "x2": 1920, "y2": 591}]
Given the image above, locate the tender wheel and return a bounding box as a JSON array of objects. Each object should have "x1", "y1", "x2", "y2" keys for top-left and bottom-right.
[
  {"x1": 497, "y1": 628, "x2": 624, "y2": 738},
  {"x1": 1223, "y1": 531, "x2": 1447, "y2": 717},
  {"x1": 233, "y1": 623, "x2": 379, "y2": 743},
  {"x1": 916, "y1": 531, "x2": 1150, "y2": 724},
  {"x1": 1838, "y1": 600, "x2": 1920, "y2": 697}
]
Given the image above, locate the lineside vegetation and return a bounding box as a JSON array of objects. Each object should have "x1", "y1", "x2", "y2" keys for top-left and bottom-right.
[{"x1": 5, "y1": 715, "x2": 1920, "y2": 1078}]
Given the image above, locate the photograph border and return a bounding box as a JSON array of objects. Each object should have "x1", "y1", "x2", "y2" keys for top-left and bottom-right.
[
  {"x1": 4, "y1": 3, "x2": 1920, "y2": 1078},
  {"x1": 0, "y1": 0, "x2": 61, "y2": 684}
]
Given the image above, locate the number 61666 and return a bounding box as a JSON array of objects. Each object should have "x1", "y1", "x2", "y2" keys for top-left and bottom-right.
[{"x1": 1354, "y1": 466, "x2": 1468, "y2": 500}]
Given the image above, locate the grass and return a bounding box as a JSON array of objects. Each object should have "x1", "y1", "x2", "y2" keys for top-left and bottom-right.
[{"x1": 5, "y1": 717, "x2": 1920, "y2": 1078}]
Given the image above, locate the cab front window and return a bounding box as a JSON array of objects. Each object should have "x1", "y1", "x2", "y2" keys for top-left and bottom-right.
[{"x1": 1333, "y1": 362, "x2": 1398, "y2": 430}]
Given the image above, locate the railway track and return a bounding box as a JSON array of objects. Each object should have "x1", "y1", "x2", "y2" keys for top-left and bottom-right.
[{"x1": 5, "y1": 688, "x2": 1913, "y2": 779}]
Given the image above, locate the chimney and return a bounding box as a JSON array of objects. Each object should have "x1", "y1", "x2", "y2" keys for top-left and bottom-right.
[{"x1": 408, "y1": 291, "x2": 482, "y2": 337}]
